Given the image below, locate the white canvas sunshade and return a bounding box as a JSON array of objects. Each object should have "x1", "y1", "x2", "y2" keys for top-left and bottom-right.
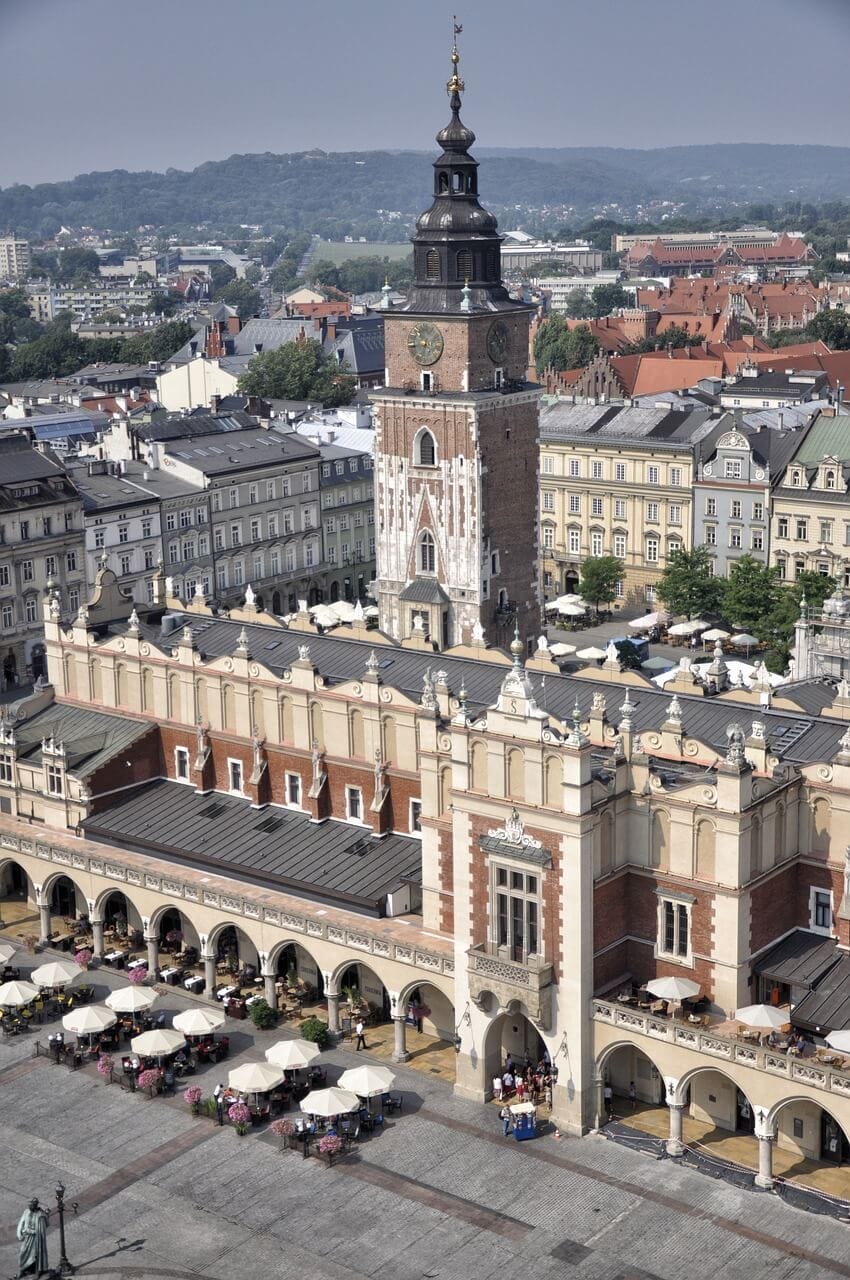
[
  {"x1": 646, "y1": 976, "x2": 701, "y2": 1002},
  {"x1": 825, "y1": 1029, "x2": 850, "y2": 1053},
  {"x1": 106, "y1": 985, "x2": 158, "y2": 1013},
  {"x1": 299, "y1": 1086, "x2": 360, "y2": 1117},
  {"x1": 131, "y1": 1028, "x2": 186, "y2": 1057},
  {"x1": 264, "y1": 1038, "x2": 321, "y2": 1071},
  {"x1": 0, "y1": 942, "x2": 18, "y2": 965},
  {"x1": 337, "y1": 1064, "x2": 396, "y2": 1097},
  {"x1": 628, "y1": 611, "x2": 669, "y2": 630},
  {"x1": 576, "y1": 646, "x2": 607, "y2": 661},
  {"x1": 548, "y1": 643, "x2": 576, "y2": 657},
  {"x1": 228, "y1": 1061, "x2": 285, "y2": 1093},
  {"x1": 31, "y1": 959, "x2": 82, "y2": 988},
  {"x1": 734, "y1": 1004, "x2": 789, "y2": 1030},
  {"x1": 63, "y1": 1004, "x2": 117, "y2": 1035},
  {"x1": 701, "y1": 628, "x2": 730, "y2": 642},
  {"x1": 0, "y1": 979, "x2": 40, "y2": 1007},
  {"x1": 172, "y1": 1007, "x2": 225, "y2": 1036}
]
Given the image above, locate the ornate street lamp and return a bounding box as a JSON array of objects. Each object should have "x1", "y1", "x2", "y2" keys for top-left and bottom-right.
[{"x1": 53, "y1": 1181, "x2": 78, "y2": 1276}]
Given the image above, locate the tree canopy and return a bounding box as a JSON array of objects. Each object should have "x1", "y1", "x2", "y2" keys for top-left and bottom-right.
[
  {"x1": 578, "y1": 556, "x2": 624, "y2": 612},
  {"x1": 723, "y1": 556, "x2": 782, "y2": 635},
  {"x1": 238, "y1": 339, "x2": 354, "y2": 406},
  {"x1": 656, "y1": 546, "x2": 726, "y2": 619},
  {"x1": 534, "y1": 315, "x2": 599, "y2": 372},
  {"x1": 214, "y1": 278, "x2": 262, "y2": 320}
]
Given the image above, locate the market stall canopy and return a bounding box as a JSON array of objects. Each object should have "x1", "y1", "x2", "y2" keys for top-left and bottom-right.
[
  {"x1": 264, "y1": 1038, "x2": 321, "y2": 1071},
  {"x1": 641, "y1": 656, "x2": 675, "y2": 672},
  {"x1": 63, "y1": 1004, "x2": 117, "y2": 1035},
  {"x1": 31, "y1": 959, "x2": 82, "y2": 988},
  {"x1": 668, "y1": 619, "x2": 709, "y2": 636},
  {"x1": 172, "y1": 1007, "x2": 225, "y2": 1036},
  {"x1": 299, "y1": 1086, "x2": 360, "y2": 1117},
  {"x1": 337, "y1": 1064, "x2": 396, "y2": 1098},
  {"x1": 105, "y1": 985, "x2": 157, "y2": 1013},
  {"x1": 228, "y1": 1061, "x2": 285, "y2": 1094}
]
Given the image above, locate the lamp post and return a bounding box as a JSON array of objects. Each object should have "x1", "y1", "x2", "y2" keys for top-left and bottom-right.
[{"x1": 53, "y1": 1180, "x2": 77, "y2": 1276}]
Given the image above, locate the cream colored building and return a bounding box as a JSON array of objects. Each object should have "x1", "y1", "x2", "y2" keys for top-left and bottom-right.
[
  {"x1": 770, "y1": 413, "x2": 850, "y2": 586},
  {"x1": 539, "y1": 402, "x2": 714, "y2": 605},
  {"x1": 0, "y1": 235, "x2": 31, "y2": 280}
]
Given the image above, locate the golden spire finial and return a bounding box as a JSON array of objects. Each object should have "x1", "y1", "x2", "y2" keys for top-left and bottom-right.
[{"x1": 447, "y1": 16, "x2": 464, "y2": 97}]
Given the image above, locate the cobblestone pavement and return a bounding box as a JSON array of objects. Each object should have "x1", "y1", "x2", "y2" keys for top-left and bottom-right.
[{"x1": 1, "y1": 953, "x2": 849, "y2": 1280}]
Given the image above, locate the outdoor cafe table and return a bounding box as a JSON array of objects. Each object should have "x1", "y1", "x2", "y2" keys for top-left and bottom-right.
[
  {"x1": 127, "y1": 958, "x2": 146, "y2": 972},
  {"x1": 217, "y1": 985, "x2": 238, "y2": 1002},
  {"x1": 104, "y1": 950, "x2": 125, "y2": 967},
  {"x1": 183, "y1": 975, "x2": 205, "y2": 993},
  {"x1": 160, "y1": 966, "x2": 182, "y2": 985}
]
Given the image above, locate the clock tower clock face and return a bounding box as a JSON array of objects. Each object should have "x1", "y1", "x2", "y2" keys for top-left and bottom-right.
[
  {"x1": 407, "y1": 321, "x2": 444, "y2": 366},
  {"x1": 486, "y1": 320, "x2": 509, "y2": 364}
]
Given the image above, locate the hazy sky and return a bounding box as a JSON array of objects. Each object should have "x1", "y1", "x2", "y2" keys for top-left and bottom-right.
[{"x1": 2, "y1": 0, "x2": 849, "y2": 186}]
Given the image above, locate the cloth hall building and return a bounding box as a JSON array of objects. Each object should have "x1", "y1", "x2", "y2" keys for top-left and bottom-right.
[{"x1": 2, "y1": 52, "x2": 850, "y2": 1197}]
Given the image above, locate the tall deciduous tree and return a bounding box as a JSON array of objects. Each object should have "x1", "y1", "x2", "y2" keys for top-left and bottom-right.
[
  {"x1": 214, "y1": 278, "x2": 262, "y2": 320},
  {"x1": 534, "y1": 316, "x2": 599, "y2": 372},
  {"x1": 656, "y1": 546, "x2": 726, "y2": 619},
  {"x1": 723, "y1": 555, "x2": 781, "y2": 634},
  {"x1": 238, "y1": 339, "x2": 354, "y2": 407},
  {"x1": 578, "y1": 556, "x2": 624, "y2": 614}
]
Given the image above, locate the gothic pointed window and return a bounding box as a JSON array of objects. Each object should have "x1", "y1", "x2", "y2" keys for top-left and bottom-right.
[
  {"x1": 425, "y1": 250, "x2": 441, "y2": 280},
  {"x1": 416, "y1": 429, "x2": 436, "y2": 467},
  {"x1": 419, "y1": 530, "x2": 436, "y2": 574}
]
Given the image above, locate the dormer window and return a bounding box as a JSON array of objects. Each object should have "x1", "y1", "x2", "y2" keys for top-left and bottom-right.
[
  {"x1": 826, "y1": 470, "x2": 836, "y2": 489},
  {"x1": 793, "y1": 470, "x2": 802, "y2": 486}
]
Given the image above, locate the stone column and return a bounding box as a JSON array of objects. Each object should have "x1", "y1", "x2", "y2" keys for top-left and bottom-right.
[
  {"x1": 203, "y1": 953, "x2": 217, "y2": 1000},
  {"x1": 38, "y1": 902, "x2": 52, "y2": 947},
  {"x1": 392, "y1": 1015, "x2": 410, "y2": 1063},
  {"x1": 263, "y1": 969, "x2": 277, "y2": 1009},
  {"x1": 145, "y1": 933, "x2": 159, "y2": 976},
  {"x1": 667, "y1": 1103, "x2": 686, "y2": 1157},
  {"x1": 91, "y1": 918, "x2": 105, "y2": 961},
  {"x1": 326, "y1": 990, "x2": 341, "y2": 1035},
  {"x1": 755, "y1": 1133, "x2": 775, "y2": 1189}
]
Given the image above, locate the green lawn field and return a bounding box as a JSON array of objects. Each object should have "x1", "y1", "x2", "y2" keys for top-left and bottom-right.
[{"x1": 315, "y1": 240, "x2": 411, "y2": 264}]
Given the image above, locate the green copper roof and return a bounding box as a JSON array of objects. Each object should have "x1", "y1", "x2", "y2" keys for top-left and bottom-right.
[{"x1": 792, "y1": 415, "x2": 850, "y2": 463}]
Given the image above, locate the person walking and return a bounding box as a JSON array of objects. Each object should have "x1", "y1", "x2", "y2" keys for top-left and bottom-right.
[
  {"x1": 628, "y1": 1080, "x2": 637, "y2": 1110},
  {"x1": 492, "y1": 1075, "x2": 503, "y2": 1102},
  {"x1": 499, "y1": 1104, "x2": 512, "y2": 1137},
  {"x1": 603, "y1": 1081, "x2": 613, "y2": 1121},
  {"x1": 355, "y1": 1019, "x2": 366, "y2": 1051},
  {"x1": 214, "y1": 1082, "x2": 225, "y2": 1126}
]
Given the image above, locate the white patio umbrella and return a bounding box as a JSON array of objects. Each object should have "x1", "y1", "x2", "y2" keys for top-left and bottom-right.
[
  {"x1": 172, "y1": 1007, "x2": 224, "y2": 1036},
  {"x1": 337, "y1": 1064, "x2": 396, "y2": 1098},
  {"x1": 731, "y1": 633, "x2": 759, "y2": 655},
  {"x1": 734, "y1": 1004, "x2": 789, "y2": 1030},
  {"x1": 0, "y1": 942, "x2": 17, "y2": 966},
  {"x1": 576, "y1": 646, "x2": 607, "y2": 661},
  {"x1": 131, "y1": 1027, "x2": 186, "y2": 1058},
  {"x1": 264, "y1": 1038, "x2": 321, "y2": 1071},
  {"x1": 825, "y1": 1029, "x2": 850, "y2": 1053},
  {"x1": 628, "y1": 610, "x2": 669, "y2": 631},
  {"x1": 106, "y1": 985, "x2": 158, "y2": 1014},
  {"x1": 0, "y1": 979, "x2": 39, "y2": 1008},
  {"x1": 63, "y1": 1005, "x2": 117, "y2": 1036},
  {"x1": 560, "y1": 603, "x2": 587, "y2": 617},
  {"x1": 331, "y1": 600, "x2": 357, "y2": 621},
  {"x1": 228, "y1": 1061, "x2": 285, "y2": 1094},
  {"x1": 549, "y1": 643, "x2": 576, "y2": 657},
  {"x1": 669, "y1": 619, "x2": 709, "y2": 636},
  {"x1": 646, "y1": 976, "x2": 701, "y2": 1002},
  {"x1": 641, "y1": 656, "x2": 675, "y2": 672},
  {"x1": 701, "y1": 628, "x2": 730, "y2": 643},
  {"x1": 31, "y1": 959, "x2": 82, "y2": 989},
  {"x1": 362, "y1": 606, "x2": 379, "y2": 619},
  {"x1": 299, "y1": 1086, "x2": 360, "y2": 1118},
  {"x1": 310, "y1": 604, "x2": 340, "y2": 628}
]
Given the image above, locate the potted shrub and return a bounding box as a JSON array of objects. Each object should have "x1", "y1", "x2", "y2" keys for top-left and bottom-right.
[
  {"x1": 341, "y1": 983, "x2": 361, "y2": 1010},
  {"x1": 248, "y1": 997, "x2": 277, "y2": 1030},
  {"x1": 165, "y1": 929, "x2": 183, "y2": 952},
  {"x1": 270, "y1": 1118, "x2": 295, "y2": 1151},
  {"x1": 137, "y1": 1068, "x2": 162, "y2": 1097},
  {"x1": 300, "y1": 1016, "x2": 330, "y2": 1050},
  {"x1": 318, "y1": 1133, "x2": 342, "y2": 1167},
  {"x1": 74, "y1": 948, "x2": 92, "y2": 970},
  {"x1": 184, "y1": 1085, "x2": 203, "y2": 1116},
  {"x1": 97, "y1": 1054, "x2": 114, "y2": 1083},
  {"x1": 228, "y1": 1101, "x2": 251, "y2": 1135}
]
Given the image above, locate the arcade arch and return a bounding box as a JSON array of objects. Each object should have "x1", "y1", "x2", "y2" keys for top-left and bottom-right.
[
  {"x1": 767, "y1": 1095, "x2": 850, "y2": 1167},
  {"x1": 481, "y1": 1004, "x2": 546, "y2": 1091}
]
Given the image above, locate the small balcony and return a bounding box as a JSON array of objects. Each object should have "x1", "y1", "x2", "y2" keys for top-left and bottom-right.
[{"x1": 468, "y1": 941, "x2": 554, "y2": 1028}]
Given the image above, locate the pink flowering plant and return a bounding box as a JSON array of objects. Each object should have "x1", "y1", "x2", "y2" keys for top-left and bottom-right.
[
  {"x1": 97, "y1": 1054, "x2": 114, "y2": 1079},
  {"x1": 75, "y1": 949, "x2": 92, "y2": 966},
  {"x1": 318, "y1": 1133, "x2": 342, "y2": 1164},
  {"x1": 270, "y1": 1118, "x2": 294, "y2": 1149},
  {"x1": 184, "y1": 1085, "x2": 202, "y2": 1114},
  {"x1": 228, "y1": 1101, "x2": 251, "y2": 1134},
  {"x1": 127, "y1": 965, "x2": 148, "y2": 984},
  {"x1": 137, "y1": 1068, "x2": 161, "y2": 1093}
]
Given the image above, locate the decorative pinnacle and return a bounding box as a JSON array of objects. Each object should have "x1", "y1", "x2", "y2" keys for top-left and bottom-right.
[
  {"x1": 510, "y1": 621, "x2": 524, "y2": 669},
  {"x1": 447, "y1": 16, "x2": 464, "y2": 97}
]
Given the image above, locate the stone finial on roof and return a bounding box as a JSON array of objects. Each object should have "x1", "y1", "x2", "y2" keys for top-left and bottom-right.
[
  {"x1": 591, "y1": 690, "x2": 607, "y2": 715},
  {"x1": 194, "y1": 580, "x2": 205, "y2": 600},
  {"x1": 750, "y1": 719, "x2": 766, "y2": 741},
  {"x1": 353, "y1": 599, "x2": 364, "y2": 622},
  {"x1": 236, "y1": 626, "x2": 250, "y2": 655},
  {"x1": 412, "y1": 614, "x2": 426, "y2": 637},
  {"x1": 725, "y1": 722, "x2": 746, "y2": 766},
  {"x1": 297, "y1": 643, "x2": 311, "y2": 663},
  {"x1": 365, "y1": 649, "x2": 380, "y2": 677},
  {"x1": 421, "y1": 667, "x2": 438, "y2": 711},
  {"x1": 243, "y1": 584, "x2": 258, "y2": 613},
  {"x1": 835, "y1": 724, "x2": 850, "y2": 763},
  {"x1": 537, "y1": 634, "x2": 549, "y2": 652},
  {"x1": 566, "y1": 699, "x2": 588, "y2": 748},
  {"x1": 667, "y1": 693, "x2": 682, "y2": 722},
  {"x1": 182, "y1": 624, "x2": 194, "y2": 648},
  {"x1": 127, "y1": 607, "x2": 140, "y2": 633},
  {"x1": 603, "y1": 638, "x2": 621, "y2": 670},
  {"x1": 619, "y1": 692, "x2": 636, "y2": 732}
]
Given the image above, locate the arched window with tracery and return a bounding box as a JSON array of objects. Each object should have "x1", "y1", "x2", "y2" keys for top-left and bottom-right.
[
  {"x1": 415, "y1": 429, "x2": 436, "y2": 467},
  {"x1": 419, "y1": 530, "x2": 436, "y2": 574}
]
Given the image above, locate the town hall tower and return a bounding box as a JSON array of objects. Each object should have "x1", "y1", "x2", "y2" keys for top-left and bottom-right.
[{"x1": 371, "y1": 38, "x2": 540, "y2": 650}]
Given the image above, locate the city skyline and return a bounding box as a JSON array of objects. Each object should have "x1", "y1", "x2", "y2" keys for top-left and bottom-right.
[{"x1": 2, "y1": 0, "x2": 849, "y2": 187}]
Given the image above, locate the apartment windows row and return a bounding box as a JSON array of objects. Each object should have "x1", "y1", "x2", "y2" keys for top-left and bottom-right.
[
  {"x1": 324, "y1": 511, "x2": 369, "y2": 533},
  {"x1": 704, "y1": 525, "x2": 764, "y2": 552},
  {"x1": 705, "y1": 497, "x2": 764, "y2": 521},
  {"x1": 775, "y1": 515, "x2": 835, "y2": 543},
  {"x1": 0, "y1": 552, "x2": 78, "y2": 586},
  {"x1": 322, "y1": 487, "x2": 366, "y2": 509},
  {"x1": 321, "y1": 458, "x2": 371, "y2": 479},
  {"x1": 207, "y1": 475, "x2": 313, "y2": 515},
  {"x1": 165, "y1": 507, "x2": 208, "y2": 532},
  {"x1": 775, "y1": 557, "x2": 836, "y2": 582},
  {"x1": 542, "y1": 492, "x2": 683, "y2": 527},
  {"x1": 2, "y1": 587, "x2": 80, "y2": 629},
  {"x1": 541, "y1": 456, "x2": 684, "y2": 487}
]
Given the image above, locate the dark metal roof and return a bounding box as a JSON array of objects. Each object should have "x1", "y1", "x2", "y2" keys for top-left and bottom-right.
[
  {"x1": 82, "y1": 778, "x2": 421, "y2": 917},
  {"x1": 130, "y1": 610, "x2": 850, "y2": 767},
  {"x1": 753, "y1": 929, "x2": 840, "y2": 989},
  {"x1": 399, "y1": 579, "x2": 450, "y2": 605},
  {"x1": 792, "y1": 954, "x2": 850, "y2": 1032},
  {"x1": 9, "y1": 701, "x2": 154, "y2": 778}
]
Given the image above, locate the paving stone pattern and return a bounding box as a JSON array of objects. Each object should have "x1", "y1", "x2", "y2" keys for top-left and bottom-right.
[{"x1": 0, "y1": 956, "x2": 849, "y2": 1280}]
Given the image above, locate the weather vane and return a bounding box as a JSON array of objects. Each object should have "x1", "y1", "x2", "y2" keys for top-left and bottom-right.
[{"x1": 448, "y1": 15, "x2": 464, "y2": 96}]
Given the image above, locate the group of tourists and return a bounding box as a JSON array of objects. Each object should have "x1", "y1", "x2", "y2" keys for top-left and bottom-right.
[{"x1": 493, "y1": 1053, "x2": 554, "y2": 1109}]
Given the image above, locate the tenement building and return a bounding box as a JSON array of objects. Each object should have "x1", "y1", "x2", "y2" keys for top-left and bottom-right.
[{"x1": 2, "y1": 51, "x2": 850, "y2": 1195}]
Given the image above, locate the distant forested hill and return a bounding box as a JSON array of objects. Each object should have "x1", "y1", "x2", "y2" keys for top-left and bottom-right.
[{"x1": 3, "y1": 142, "x2": 850, "y2": 239}]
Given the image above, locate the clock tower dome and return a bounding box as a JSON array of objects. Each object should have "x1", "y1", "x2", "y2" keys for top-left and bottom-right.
[{"x1": 370, "y1": 35, "x2": 540, "y2": 652}]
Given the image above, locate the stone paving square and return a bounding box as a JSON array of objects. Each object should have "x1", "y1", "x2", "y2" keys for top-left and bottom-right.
[{"x1": 1, "y1": 956, "x2": 850, "y2": 1280}]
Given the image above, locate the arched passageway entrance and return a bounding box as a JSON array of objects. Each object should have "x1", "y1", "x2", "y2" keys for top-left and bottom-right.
[
  {"x1": 98, "y1": 890, "x2": 143, "y2": 941},
  {"x1": 276, "y1": 942, "x2": 324, "y2": 1001},
  {"x1": 599, "y1": 1043, "x2": 666, "y2": 1120},
  {"x1": 482, "y1": 1005, "x2": 546, "y2": 1092},
  {"x1": 769, "y1": 1097, "x2": 850, "y2": 1187},
  {"x1": 50, "y1": 875, "x2": 82, "y2": 922},
  {"x1": 0, "y1": 860, "x2": 36, "y2": 933},
  {"x1": 211, "y1": 923, "x2": 259, "y2": 984},
  {"x1": 154, "y1": 907, "x2": 201, "y2": 962},
  {"x1": 338, "y1": 962, "x2": 391, "y2": 1023}
]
